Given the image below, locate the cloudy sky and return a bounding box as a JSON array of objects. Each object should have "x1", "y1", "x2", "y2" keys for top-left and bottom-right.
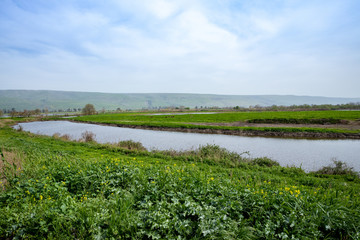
[{"x1": 0, "y1": 0, "x2": 359, "y2": 97}]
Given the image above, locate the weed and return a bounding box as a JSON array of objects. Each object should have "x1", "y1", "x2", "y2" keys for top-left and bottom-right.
[
  {"x1": 53, "y1": 133, "x2": 72, "y2": 141},
  {"x1": 16, "y1": 124, "x2": 23, "y2": 132},
  {"x1": 81, "y1": 131, "x2": 96, "y2": 142},
  {"x1": 117, "y1": 140, "x2": 147, "y2": 151}
]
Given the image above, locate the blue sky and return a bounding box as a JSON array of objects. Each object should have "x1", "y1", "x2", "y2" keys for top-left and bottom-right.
[{"x1": 0, "y1": 0, "x2": 359, "y2": 97}]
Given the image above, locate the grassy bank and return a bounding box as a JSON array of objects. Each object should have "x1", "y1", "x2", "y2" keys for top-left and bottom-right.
[
  {"x1": 74, "y1": 110, "x2": 360, "y2": 123},
  {"x1": 1, "y1": 120, "x2": 360, "y2": 239},
  {"x1": 72, "y1": 110, "x2": 360, "y2": 138}
]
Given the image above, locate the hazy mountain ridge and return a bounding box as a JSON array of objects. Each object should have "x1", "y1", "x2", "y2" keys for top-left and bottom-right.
[{"x1": 0, "y1": 90, "x2": 359, "y2": 111}]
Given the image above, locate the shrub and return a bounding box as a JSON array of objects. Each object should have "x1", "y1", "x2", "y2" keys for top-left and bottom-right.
[
  {"x1": 314, "y1": 159, "x2": 359, "y2": 178},
  {"x1": 118, "y1": 140, "x2": 147, "y2": 151},
  {"x1": 60, "y1": 134, "x2": 72, "y2": 141},
  {"x1": 16, "y1": 125, "x2": 23, "y2": 132},
  {"x1": 154, "y1": 144, "x2": 249, "y2": 167},
  {"x1": 251, "y1": 157, "x2": 279, "y2": 167},
  {"x1": 53, "y1": 133, "x2": 72, "y2": 141},
  {"x1": 81, "y1": 131, "x2": 96, "y2": 142}
]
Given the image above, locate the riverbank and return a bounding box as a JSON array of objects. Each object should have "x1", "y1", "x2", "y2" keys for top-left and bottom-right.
[
  {"x1": 70, "y1": 110, "x2": 360, "y2": 139},
  {"x1": 13, "y1": 120, "x2": 360, "y2": 172},
  {"x1": 1, "y1": 122, "x2": 360, "y2": 239},
  {"x1": 71, "y1": 120, "x2": 360, "y2": 139}
]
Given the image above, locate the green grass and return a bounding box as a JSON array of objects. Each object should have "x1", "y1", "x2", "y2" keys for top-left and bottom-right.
[
  {"x1": 75, "y1": 110, "x2": 360, "y2": 123},
  {"x1": 72, "y1": 110, "x2": 360, "y2": 135},
  {"x1": 1, "y1": 123, "x2": 360, "y2": 239}
]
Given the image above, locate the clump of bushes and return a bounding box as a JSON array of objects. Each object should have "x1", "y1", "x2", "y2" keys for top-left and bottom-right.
[
  {"x1": 81, "y1": 131, "x2": 96, "y2": 142},
  {"x1": 153, "y1": 144, "x2": 248, "y2": 167},
  {"x1": 117, "y1": 140, "x2": 147, "y2": 151},
  {"x1": 250, "y1": 157, "x2": 280, "y2": 167},
  {"x1": 314, "y1": 159, "x2": 359, "y2": 178},
  {"x1": 153, "y1": 144, "x2": 280, "y2": 168}
]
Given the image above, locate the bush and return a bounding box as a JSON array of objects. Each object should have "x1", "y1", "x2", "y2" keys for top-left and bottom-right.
[
  {"x1": 81, "y1": 131, "x2": 96, "y2": 142},
  {"x1": 53, "y1": 133, "x2": 72, "y2": 141},
  {"x1": 251, "y1": 157, "x2": 279, "y2": 167},
  {"x1": 314, "y1": 159, "x2": 359, "y2": 178},
  {"x1": 16, "y1": 125, "x2": 23, "y2": 132},
  {"x1": 118, "y1": 140, "x2": 147, "y2": 151},
  {"x1": 153, "y1": 144, "x2": 249, "y2": 167}
]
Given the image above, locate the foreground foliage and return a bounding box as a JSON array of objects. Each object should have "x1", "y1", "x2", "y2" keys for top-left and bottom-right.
[{"x1": 0, "y1": 126, "x2": 360, "y2": 239}]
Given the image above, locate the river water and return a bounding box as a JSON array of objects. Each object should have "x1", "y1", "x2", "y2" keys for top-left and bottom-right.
[{"x1": 15, "y1": 121, "x2": 360, "y2": 172}]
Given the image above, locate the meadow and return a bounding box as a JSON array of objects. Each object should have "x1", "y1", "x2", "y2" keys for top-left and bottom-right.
[
  {"x1": 73, "y1": 110, "x2": 360, "y2": 137},
  {"x1": 0, "y1": 119, "x2": 359, "y2": 239}
]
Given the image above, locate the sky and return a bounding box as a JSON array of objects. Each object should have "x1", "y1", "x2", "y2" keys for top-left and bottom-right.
[{"x1": 0, "y1": 0, "x2": 359, "y2": 98}]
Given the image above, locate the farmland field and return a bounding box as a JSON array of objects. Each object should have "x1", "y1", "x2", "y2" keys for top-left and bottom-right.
[
  {"x1": 75, "y1": 110, "x2": 360, "y2": 123},
  {"x1": 0, "y1": 118, "x2": 359, "y2": 239},
  {"x1": 73, "y1": 110, "x2": 360, "y2": 138}
]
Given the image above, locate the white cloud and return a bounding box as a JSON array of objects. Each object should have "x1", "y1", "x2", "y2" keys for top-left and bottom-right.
[
  {"x1": 143, "y1": 0, "x2": 178, "y2": 19},
  {"x1": 0, "y1": 0, "x2": 359, "y2": 97}
]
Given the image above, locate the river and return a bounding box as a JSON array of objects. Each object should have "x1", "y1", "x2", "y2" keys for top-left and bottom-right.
[{"x1": 15, "y1": 121, "x2": 360, "y2": 172}]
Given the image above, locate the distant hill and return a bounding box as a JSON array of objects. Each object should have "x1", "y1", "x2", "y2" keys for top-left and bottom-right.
[{"x1": 0, "y1": 90, "x2": 359, "y2": 112}]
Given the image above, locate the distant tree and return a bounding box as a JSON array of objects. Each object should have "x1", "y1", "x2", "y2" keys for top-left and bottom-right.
[
  {"x1": 10, "y1": 110, "x2": 17, "y2": 118},
  {"x1": 82, "y1": 104, "x2": 96, "y2": 115},
  {"x1": 0, "y1": 109, "x2": 3, "y2": 117}
]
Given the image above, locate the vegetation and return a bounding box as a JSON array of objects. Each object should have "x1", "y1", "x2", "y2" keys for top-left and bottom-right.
[
  {"x1": 247, "y1": 118, "x2": 347, "y2": 124},
  {"x1": 0, "y1": 119, "x2": 359, "y2": 239},
  {"x1": 76, "y1": 110, "x2": 360, "y2": 123},
  {"x1": 117, "y1": 140, "x2": 147, "y2": 151},
  {"x1": 72, "y1": 110, "x2": 360, "y2": 137},
  {"x1": 82, "y1": 104, "x2": 96, "y2": 115},
  {"x1": 315, "y1": 159, "x2": 359, "y2": 178}
]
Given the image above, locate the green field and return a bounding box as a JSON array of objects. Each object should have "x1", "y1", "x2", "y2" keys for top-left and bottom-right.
[
  {"x1": 75, "y1": 110, "x2": 360, "y2": 122},
  {"x1": 0, "y1": 119, "x2": 359, "y2": 239},
  {"x1": 73, "y1": 110, "x2": 360, "y2": 135}
]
